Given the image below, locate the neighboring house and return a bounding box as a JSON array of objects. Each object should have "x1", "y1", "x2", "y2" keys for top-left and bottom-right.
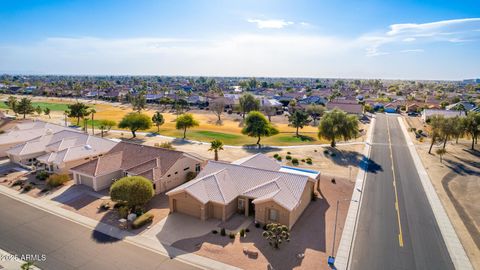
[
  {"x1": 6, "y1": 130, "x2": 117, "y2": 173},
  {"x1": 166, "y1": 154, "x2": 320, "y2": 229},
  {"x1": 446, "y1": 101, "x2": 477, "y2": 112},
  {"x1": 421, "y1": 109, "x2": 466, "y2": 122},
  {"x1": 298, "y1": 96, "x2": 328, "y2": 106},
  {"x1": 406, "y1": 103, "x2": 420, "y2": 113},
  {"x1": 70, "y1": 142, "x2": 205, "y2": 193},
  {"x1": 326, "y1": 102, "x2": 363, "y2": 115},
  {"x1": 0, "y1": 121, "x2": 73, "y2": 157}
]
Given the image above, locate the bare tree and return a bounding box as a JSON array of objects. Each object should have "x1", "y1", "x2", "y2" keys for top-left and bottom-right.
[{"x1": 209, "y1": 97, "x2": 225, "y2": 124}]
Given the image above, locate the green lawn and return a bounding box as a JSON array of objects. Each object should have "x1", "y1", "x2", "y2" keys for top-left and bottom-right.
[{"x1": 0, "y1": 102, "x2": 71, "y2": 111}]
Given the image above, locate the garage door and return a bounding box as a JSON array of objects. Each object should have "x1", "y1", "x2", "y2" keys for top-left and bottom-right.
[
  {"x1": 208, "y1": 204, "x2": 223, "y2": 220},
  {"x1": 173, "y1": 198, "x2": 201, "y2": 218},
  {"x1": 79, "y1": 175, "x2": 94, "y2": 188}
]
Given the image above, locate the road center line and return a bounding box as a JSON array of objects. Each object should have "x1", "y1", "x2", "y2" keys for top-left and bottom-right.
[{"x1": 386, "y1": 116, "x2": 404, "y2": 247}]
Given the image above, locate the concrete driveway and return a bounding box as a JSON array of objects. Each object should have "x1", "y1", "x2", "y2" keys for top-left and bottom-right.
[{"x1": 144, "y1": 213, "x2": 220, "y2": 245}]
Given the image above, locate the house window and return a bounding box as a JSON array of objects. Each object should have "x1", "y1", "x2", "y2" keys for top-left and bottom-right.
[
  {"x1": 174, "y1": 171, "x2": 178, "y2": 175},
  {"x1": 167, "y1": 174, "x2": 171, "y2": 177},
  {"x1": 238, "y1": 198, "x2": 245, "y2": 210},
  {"x1": 183, "y1": 167, "x2": 190, "y2": 171},
  {"x1": 269, "y1": 209, "x2": 279, "y2": 222},
  {"x1": 195, "y1": 163, "x2": 201, "y2": 172}
]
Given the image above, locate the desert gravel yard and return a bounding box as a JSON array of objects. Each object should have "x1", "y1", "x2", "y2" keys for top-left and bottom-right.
[{"x1": 172, "y1": 175, "x2": 353, "y2": 270}]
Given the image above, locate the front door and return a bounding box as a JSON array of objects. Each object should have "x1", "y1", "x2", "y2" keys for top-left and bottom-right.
[{"x1": 248, "y1": 199, "x2": 255, "y2": 216}]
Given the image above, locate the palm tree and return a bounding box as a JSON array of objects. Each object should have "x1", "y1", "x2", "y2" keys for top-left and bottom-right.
[
  {"x1": 90, "y1": 108, "x2": 97, "y2": 135},
  {"x1": 208, "y1": 139, "x2": 224, "y2": 161},
  {"x1": 64, "y1": 110, "x2": 69, "y2": 127},
  {"x1": 152, "y1": 111, "x2": 165, "y2": 133}
]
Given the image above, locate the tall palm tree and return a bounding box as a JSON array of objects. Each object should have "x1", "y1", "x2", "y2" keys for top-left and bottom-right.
[
  {"x1": 90, "y1": 108, "x2": 97, "y2": 135},
  {"x1": 208, "y1": 139, "x2": 224, "y2": 161},
  {"x1": 64, "y1": 110, "x2": 69, "y2": 127}
]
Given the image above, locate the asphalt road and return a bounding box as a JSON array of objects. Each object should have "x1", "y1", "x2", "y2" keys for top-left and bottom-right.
[
  {"x1": 350, "y1": 114, "x2": 454, "y2": 270},
  {"x1": 0, "y1": 194, "x2": 199, "y2": 270}
]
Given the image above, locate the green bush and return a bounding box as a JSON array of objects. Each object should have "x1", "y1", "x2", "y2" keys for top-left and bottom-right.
[
  {"x1": 301, "y1": 159, "x2": 306, "y2": 162},
  {"x1": 286, "y1": 155, "x2": 292, "y2": 160},
  {"x1": 22, "y1": 183, "x2": 33, "y2": 192},
  {"x1": 240, "y1": 229, "x2": 245, "y2": 237},
  {"x1": 273, "y1": 153, "x2": 279, "y2": 158},
  {"x1": 220, "y1": 228, "x2": 226, "y2": 236},
  {"x1": 292, "y1": 158, "x2": 299, "y2": 165},
  {"x1": 229, "y1": 233, "x2": 236, "y2": 239},
  {"x1": 132, "y1": 212, "x2": 154, "y2": 229},
  {"x1": 110, "y1": 176, "x2": 154, "y2": 211},
  {"x1": 306, "y1": 158, "x2": 313, "y2": 165},
  {"x1": 36, "y1": 171, "x2": 49, "y2": 181},
  {"x1": 11, "y1": 179, "x2": 24, "y2": 187},
  {"x1": 118, "y1": 206, "x2": 129, "y2": 219},
  {"x1": 47, "y1": 174, "x2": 70, "y2": 188},
  {"x1": 276, "y1": 156, "x2": 282, "y2": 161},
  {"x1": 287, "y1": 151, "x2": 291, "y2": 155}
]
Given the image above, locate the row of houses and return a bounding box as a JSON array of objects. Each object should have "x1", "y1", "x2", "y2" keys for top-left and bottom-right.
[{"x1": 0, "y1": 121, "x2": 320, "y2": 229}]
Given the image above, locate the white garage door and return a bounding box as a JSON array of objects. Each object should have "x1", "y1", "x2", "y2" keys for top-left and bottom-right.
[
  {"x1": 79, "y1": 175, "x2": 94, "y2": 188},
  {"x1": 173, "y1": 199, "x2": 201, "y2": 218}
]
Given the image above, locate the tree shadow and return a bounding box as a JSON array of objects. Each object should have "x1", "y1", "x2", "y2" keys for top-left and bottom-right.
[
  {"x1": 324, "y1": 147, "x2": 383, "y2": 174},
  {"x1": 241, "y1": 145, "x2": 282, "y2": 154}
]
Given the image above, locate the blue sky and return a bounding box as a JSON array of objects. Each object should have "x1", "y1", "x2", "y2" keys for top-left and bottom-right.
[{"x1": 0, "y1": 0, "x2": 479, "y2": 80}]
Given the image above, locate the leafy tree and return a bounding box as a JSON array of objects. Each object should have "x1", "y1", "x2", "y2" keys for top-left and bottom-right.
[
  {"x1": 176, "y1": 113, "x2": 199, "y2": 139},
  {"x1": 99, "y1": 119, "x2": 116, "y2": 137},
  {"x1": 118, "y1": 112, "x2": 152, "y2": 138},
  {"x1": 464, "y1": 112, "x2": 480, "y2": 150},
  {"x1": 263, "y1": 105, "x2": 277, "y2": 122},
  {"x1": 68, "y1": 102, "x2": 90, "y2": 125},
  {"x1": 288, "y1": 110, "x2": 311, "y2": 136},
  {"x1": 209, "y1": 139, "x2": 224, "y2": 161},
  {"x1": 5, "y1": 96, "x2": 17, "y2": 115},
  {"x1": 131, "y1": 92, "x2": 146, "y2": 112},
  {"x1": 209, "y1": 97, "x2": 225, "y2": 123},
  {"x1": 427, "y1": 115, "x2": 445, "y2": 154},
  {"x1": 174, "y1": 98, "x2": 189, "y2": 116},
  {"x1": 242, "y1": 111, "x2": 279, "y2": 147},
  {"x1": 436, "y1": 148, "x2": 447, "y2": 163},
  {"x1": 44, "y1": 107, "x2": 51, "y2": 119},
  {"x1": 16, "y1": 97, "x2": 35, "y2": 119},
  {"x1": 306, "y1": 104, "x2": 325, "y2": 126},
  {"x1": 318, "y1": 109, "x2": 358, "y2": 147},
  {"x1": 35, "y1": 105, "x2": 43, "y2": 115},
  {"x1": 152, "y1": 111, "x2": 165, "y2": 133},
  {"x1": 239, "y1": 93, "x2": 260, "y2": 119},
  {"x1": 110, "y1": 176, "x2": 154, "y2": 212},
  {"x1": 262, "y1": 223, "x2": 290, "y2": 249}
]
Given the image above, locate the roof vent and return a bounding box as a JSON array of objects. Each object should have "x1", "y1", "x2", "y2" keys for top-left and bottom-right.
[
  {"x1": 45, "y1": 128, "x2": 53, "y2": 135},
  {"x1": 84, "y1": 145, "x2": 92, "y2": 150}
]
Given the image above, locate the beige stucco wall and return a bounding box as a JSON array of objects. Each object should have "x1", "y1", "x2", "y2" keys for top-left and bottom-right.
[
  {"x1": 0, "y1": 142, "x2": 20, "y2": 157},
  {"x1": 255, "y1": 201, "x2": 291, "y2": 228},
  {"x1": 289, "y1": 181, "x2": 313, "y2": 228},
  {"x1": 168, "y1": 191, "x2": 204, "y2": 219},
  {"x1": 157, "y1": 157, "x2": 202, "y2": 193},
  {"x1": 225, "y1": 198, "x2": 238, "y2": 220},
  {"x1": 8, "y1": 152, "x2": 44, "y2": 164},
  {"x1": 206, "y1": 202, "x2": 223, "y2": 220},
  {"x1": 94, "y1": 170, "x2": 123, "y2": 191}
]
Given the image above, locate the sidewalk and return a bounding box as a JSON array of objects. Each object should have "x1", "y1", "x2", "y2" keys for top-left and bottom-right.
[
  {"x1": 0, "y1": 185, "x2": 241, "y2": 270},
  {"x1": 334, "y1": 116, "x2": 376, "y2": 270},
  {"x1": 397, "y1": 117, "x2": 473, "y2": 270}
]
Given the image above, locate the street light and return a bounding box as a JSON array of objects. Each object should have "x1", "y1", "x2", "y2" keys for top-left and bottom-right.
[{"x1": 329, "y1": 198, "x2": 354, "y2": 267}]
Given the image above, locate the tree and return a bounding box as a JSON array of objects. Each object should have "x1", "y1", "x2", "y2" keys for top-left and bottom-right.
[
  {"x1": 288, "y1": 110, "x2": 311, "y2": 136},
  {"x1": 436, "y1": 148, "x2": 447, "y2": 163},
  {"x1": 44, "y1": 107, "x2": 51, "y2": 119},
  {"x1": 67, "y1": 102, "x2": 90, "y2": 125},
  {"x1": 16, "y1": 97, "x2": 35, "y2": 119},
  {"x1": 464, "y1": 112, "x2": 480, "y2": 150},
  {"x1": 263, "y1": 105, "x2": 277, "y2": 122},
  {"x1": 176, "y1": 113, "x2": 199, "y2": 139},
  {"x1": 151, "y1": 111, "x2": 165, "y2": 133},
  {"x1": 99, "y1": 119, "x2": 116, "y2": 137},
  {"x1": 209, "y1": 139, "x2": 224, "y2": 161},
  {"x1": 131, "y1": 92, "x2": 146, "y2": 112},
  {"x1": 262, "y1": 223, "x2": 290, "y2": 249},
  {"x1": 209, "y1": 97, "x2": 225, "y2": 124},
  {"x1": 306, "y1": 104, "x2": 325, "y2": 126},
  {"x1": 118, "y1": 112, "x2": 152, "y2": 138},
  {"x1": 5, "y1": 96, "x2": 17, "y2": 115},
  {"x1": 35, "y1": 105, "x2": 43, "y2": 115},
  {"x1": 242, "y1": 111, "x2": 279, "y2": 147},
  {"x1": 239, "y1": 93, "x2": 260, "y2": 119},
  {"x1": 428, "y1": 115, "x2": 445, "y2": 154},
  {"x1": 318, "y1": 109, "x2": 359, "y2": 147},
  {"x1": 110, "y1": 176, "x2": 154, "y2": 212},
  {"x1": 90, "y1": 108, "x2": 96, "y2": 135}
]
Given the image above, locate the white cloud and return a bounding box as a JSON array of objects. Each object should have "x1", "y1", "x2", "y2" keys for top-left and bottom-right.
[
  {"x1": 247, "y1": 19, "x2": 294, "y2": 29},
  {"x1": 403, "y1": 37, "x2": 416, "y2": 42},
  {"x1": 400, "y1": 49, "x2": 424, "y2": 53},
  {"x1": 387, "y1": 18, "x2": 480, "y2": 36}
]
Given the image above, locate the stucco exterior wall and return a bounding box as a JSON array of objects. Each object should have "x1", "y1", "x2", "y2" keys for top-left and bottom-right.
[
  {"x1": 0, "y1": 143, "x2": 20, "y2": 157},
  {"x1": 158, "y1": 157, "x2": 202, "y2": 193},
  {"x1": 168, "y1": 191, "x2": 204, "y2": 219},
  {"x1": 255, "y1": 201, "x2": 291, "y2": 228},
  {"x1": 225, "y1": 198, "x2": 238, "y2": 220},
  {"x1": 289, "y1": 181, "x2": 313, "y2": 228}
]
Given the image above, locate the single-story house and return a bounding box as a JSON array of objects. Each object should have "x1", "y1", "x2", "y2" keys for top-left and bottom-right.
[
  {"x1": 166, "y1": 154, "x2": 320, "y2": 229},
  {"x1": 70, "y1": 142, "x2": 206, "y2": 193},
  {"x1": 6, "y1": 129, "x2": 117, "y2": 173},
  {"x1": 406, "y1": 103, "x2": 420, "y2": 113},
  {"x1": 326, "y1": 102, "x2": 363, "y2": 115},
  {"x1": 0, "y1": 121, "x2": 73, "y2": 157},
  {"x1": 421, "y1": 109, "x2": 466, "y2": 122}
]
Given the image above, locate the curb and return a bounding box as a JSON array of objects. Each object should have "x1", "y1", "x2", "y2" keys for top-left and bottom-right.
[
  {"x1": 0, "y1": 185, "x2": 241, "y2": 270},
  {"x1": 397, "y1": 117, "x2": 473, "y2": 270},
  {"x1": 334, "y1": 116, "x2": 376, "y2": 270}
]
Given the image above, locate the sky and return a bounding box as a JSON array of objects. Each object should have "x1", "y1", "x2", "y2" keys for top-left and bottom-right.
[{"x1": 0, "y1": 0, "x2": 479, "y2": 80}]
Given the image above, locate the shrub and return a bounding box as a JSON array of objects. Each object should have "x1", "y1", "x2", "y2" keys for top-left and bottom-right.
[
  {"x1": 22, "y1": 183, "x2": 33, "y2": 192},
  {"x1": 306, "y1": 158, "x2": 313, "y2": 165},
  {"x1": 273, "y1": 153, "x2": 279, "y2": 158},
  {"x1": 110, "y1": 176, "x2": 154, "y2": 211},
  {"x1": 323, "y1": 149, "x2": 329, "y2": 155},
  {"x1": 287, "y1": 151, "x2": 291, "y2": 155},
  {"x1": 417, "y1": 129, "x2": 423, "y2": 135},
  {"x1": 157, "y1": 142, "x2": 175, "y2": 150},
  {"x1": 118, "y1": 206, "x2": 129, "y2": 219},
  {"x1": 36, "y1": 171, "x2": 49, "y2": 181},
  {"x1": 40, "y1": 187, "x2": 50, "y2": 193},
  {"x1": 47, "y1": 174, "x2": 70, "y2": 188},
  {"x1": 186, "y1": 171, "x2": 197, "y2": 182},
  {"x1": 132, "y1": 212, "x2": 154, "y2": 229},
  {"x1": 292, "y1": 158, "x2": 299, "y2": 165},
  {"x1": 286, "y1": 155, "x2": 292, "y2": 160},
  {"x1": 246, "y1": 228, "x2": 250, "y2": 233},
  {"x1": 276, "y1": 156, "x2": 282, "y2": 161},
  {"x1": 220, "y1": 228, "x2": 226, "y2": 236},
  {"x1": 212, "y1": 230, "x2": 218, "y2": 234},
  {"x1": 229, "y1": 233, "x2": 236, "y2": 239},
  {"x1": 314, "y1": 149, "x2": 317, "y2": 152},
  {"x1": 240, "y1": 229, "x2": 245, "y2": 237},
  {"x1": 11, "y1": 179, "x2": 24, "y2": 187},
  {"x1": 255, "y1": 222, "x2": 261, "y2": 228},
  {"x1": 114, "y1": 201, "x2": 127, "y2": 209},
  {"x1": 301, "y1": 159, "x2": 306, "y2": 162}
]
